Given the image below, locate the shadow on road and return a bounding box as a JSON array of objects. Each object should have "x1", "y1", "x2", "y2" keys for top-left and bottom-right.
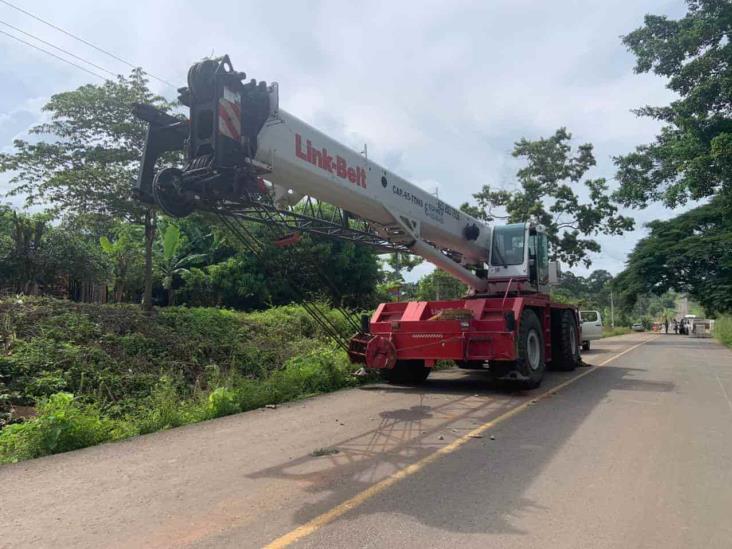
[
  {"x1": 245, "y1": 349, "x2": 675, "y2": 539},
  {"x1": 247, "y1": 373, "x2": 522, "y2": 498}
]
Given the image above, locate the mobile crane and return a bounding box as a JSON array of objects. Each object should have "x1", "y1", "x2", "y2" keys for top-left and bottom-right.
[{"x1": 134, "y1": 56, "x2": 581, "y2": 389}]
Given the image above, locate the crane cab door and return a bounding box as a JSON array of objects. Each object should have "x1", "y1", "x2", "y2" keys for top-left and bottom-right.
[
  {"x1": 487, "y1": 223, "x2": 550, "y2": 293},
  {"x1": 528, "y1": 228, "x2": 550, "y2": 292}
]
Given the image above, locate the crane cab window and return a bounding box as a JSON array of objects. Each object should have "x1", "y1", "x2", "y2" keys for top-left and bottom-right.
[
  {"x1": 533, "y1": 231, "x2": 549, "y2": 284},
  {"x1": 490, "y1": 224, "x2": 526, "y2": 266}
]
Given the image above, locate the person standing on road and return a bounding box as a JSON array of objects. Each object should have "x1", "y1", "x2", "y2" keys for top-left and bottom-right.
[
  {"x1": 673, "y1": 319, "x2": 679, "y2": 334},
  {"x1": 664, "y1": 319, "x2": 669, "y2": 334}
]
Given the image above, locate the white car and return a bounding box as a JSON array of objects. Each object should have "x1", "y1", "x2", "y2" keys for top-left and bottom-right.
[{"x1": 580, "y1": 310, "x2": 603, "y2": 351}]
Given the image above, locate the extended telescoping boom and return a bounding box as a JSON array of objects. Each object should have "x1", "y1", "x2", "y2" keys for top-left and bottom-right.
[{"x1": 135, "y1": 56, "x2": 582, "y2": 388}]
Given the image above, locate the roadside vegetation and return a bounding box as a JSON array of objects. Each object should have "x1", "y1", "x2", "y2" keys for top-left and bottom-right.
[
  {"x1": 0, "y1": 297, "x2": 366, "y2": 463},
  {"x1": 602, "y1": 327, "x2": 631, "y2": 338},
  {"x1": 713, "y1": 316, "x2": 732, "y2": 349}
]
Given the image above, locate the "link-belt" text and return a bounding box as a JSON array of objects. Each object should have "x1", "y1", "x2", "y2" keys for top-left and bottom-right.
[{"x1": 295, "y1": 134, "x2": 367, "y2": 188}]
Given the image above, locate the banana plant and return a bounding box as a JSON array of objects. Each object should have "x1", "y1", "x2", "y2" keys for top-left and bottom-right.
[
  {"x1": 156, "y1": 224, "x2": 207, "y2": 306},
  {"x1": 99, "y1": 225, "x2": 143, "y2": 303}
]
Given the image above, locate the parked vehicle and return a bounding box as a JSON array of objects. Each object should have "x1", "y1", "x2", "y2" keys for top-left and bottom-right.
[
  {"x1": 689, "y1": 318, "x2": 714, "y2": 338},
  {"x1": 631, "y1": 323, "x2": 644, "y2": 332},
  {"x1": 579, "y1": 310, "x2": 603, "y2": 351}
]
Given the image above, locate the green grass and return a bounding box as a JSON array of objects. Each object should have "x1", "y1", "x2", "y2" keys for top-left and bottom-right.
[
  {"x1": 713, "y1": 315, "x2": 732, "y2": 348},
  {"x1": 0, "y1": 297, "x2": 366, "y2": 464},
  {"x1": 602, "y1": 326, "x2": 632, "y2": 338}
]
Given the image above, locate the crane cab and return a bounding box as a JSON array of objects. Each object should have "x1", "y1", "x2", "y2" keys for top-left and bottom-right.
[{"x1": 485, "y1": 222, "x2": 553, "y2": 294}]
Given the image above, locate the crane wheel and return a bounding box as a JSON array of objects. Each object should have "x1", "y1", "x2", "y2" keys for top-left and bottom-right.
[
  {"x1": 152, "y1": 167, "x2": 195, "y2": 218},
  {"x1": 550, "y1": 309, "x2": 580, "y2": 371},
  {"x1": 503, "y1": 309, "x2": 545, "y2": 390},
  {"x1": 380, "y1": 360, "x2": 430, "y2": 385}
]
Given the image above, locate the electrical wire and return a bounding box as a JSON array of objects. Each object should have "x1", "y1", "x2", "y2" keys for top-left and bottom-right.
[
  {"x1": 0, "y1": 18, "x2": 117, "y2": 77},
  {"x1": 0, "y1": 27, "x2": 106, "y2": 80},
  {"x1": 0, "y1": 0, "x2": 176, "y2": 88}
]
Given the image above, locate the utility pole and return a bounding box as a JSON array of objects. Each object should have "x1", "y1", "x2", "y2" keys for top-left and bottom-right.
[{"x1": 610, "y1": 290, "x2": 615, "y2": 328}]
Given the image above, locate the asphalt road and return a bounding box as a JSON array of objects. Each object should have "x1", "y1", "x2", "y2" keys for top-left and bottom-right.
[{"x1": 2, "y1": 333, "x2": 731, "y2": 549}]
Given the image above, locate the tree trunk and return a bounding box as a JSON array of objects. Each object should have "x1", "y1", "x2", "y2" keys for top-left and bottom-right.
[
  {"x1": 114, "y1": 281, "x2": 124, "y2": 303},
  {"x1": 142, "y1": 208, "x2": 156, "y2": 311}
]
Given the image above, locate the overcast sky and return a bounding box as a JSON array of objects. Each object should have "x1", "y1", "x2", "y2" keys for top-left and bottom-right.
[{"x1": 0, "y1": 0, "x2": 689, "y2": 279}]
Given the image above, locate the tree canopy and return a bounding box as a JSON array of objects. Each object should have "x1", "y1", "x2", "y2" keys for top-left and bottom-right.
[
  {"x1": 0, "y1": 70, "x2": 172, "y2": 222},
  {"x1": 168, "y1": 215, "x2": 382, "y2": 310},
  {"x1": 462, "y1": 128, "x2": 633, "y2": 267},
  {"x1": 613, "y1": 194, "x2": 732, "y2": 316},
  {"x1": 614, "y1": 0, "x2": 732, "y2": 207},
  {"x1": 0, "y1": 70, "x2": 177, "y2": 309},
  {"x1": 415, "y1": 269, "x2": 467, "y2": 301}
]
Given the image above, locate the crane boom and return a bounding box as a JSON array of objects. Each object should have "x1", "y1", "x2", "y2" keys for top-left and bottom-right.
[
  {"x1": 253, "y1": 107, "x2": 491, "y2": 290},
  {"x1": 135, "y1": 56, "x2": 491, "y2": 291}
]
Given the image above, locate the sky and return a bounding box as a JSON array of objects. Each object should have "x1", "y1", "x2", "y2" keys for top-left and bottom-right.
[{"x1": 0, "y1": 0, "x2": 690, "y2": 280}]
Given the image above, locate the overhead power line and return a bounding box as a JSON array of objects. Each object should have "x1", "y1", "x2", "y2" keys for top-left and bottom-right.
[
  {"x1": 0, "y1": 0, "x2": 176, "y2": 88},
  {"x1": 0, "y1": 19, "x2": 117, "y2": 78},
  {"x1": 0, "y1": 28, "x2": 106, "y2": 81}
]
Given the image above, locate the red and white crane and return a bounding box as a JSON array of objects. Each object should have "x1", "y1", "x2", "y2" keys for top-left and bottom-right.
[{"x1": 135, "y1": 56, "x2": 582, "y2": 388}]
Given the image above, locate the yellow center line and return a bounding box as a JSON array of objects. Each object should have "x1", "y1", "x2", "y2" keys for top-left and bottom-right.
[{"x1": 264, "y1": 335, "x2": 659, "y2": 549}]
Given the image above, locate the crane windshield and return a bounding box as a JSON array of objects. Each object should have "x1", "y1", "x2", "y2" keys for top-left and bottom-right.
[{"x1": 490, "y1": 223, "x2": 526, "y2": 266}]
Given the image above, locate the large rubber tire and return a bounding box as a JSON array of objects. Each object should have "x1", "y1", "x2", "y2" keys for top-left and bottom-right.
[
  {"x1": 381, "y1": 360, "x2": 431, "y2": 385},
  {"x1": 513, "y1": 309, "x2": 546, "y2": 389},
  {"x1": 551, "y1": 309, "x2": 580, "y2": 371}
]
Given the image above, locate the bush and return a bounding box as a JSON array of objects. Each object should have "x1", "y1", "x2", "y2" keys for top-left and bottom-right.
[
  {"x1": 207, "y1": 387, "x2": 240, "y2": 418},
  {"x1": 602, "y1": 326, "x2": 631, "y2": 338},
  {"x1": 268, "y1": 348, "x2": 357, "y2": 402},
  {"x1": 0, "y1": 297, "x2": 366, "y2": 463},
  {"x1": 135, "y1": 377, "x2": 191, "y2": 435},
  {"x1": 713, "y1": 315, "x2": 732, "y2": 348},
  {"x1": 0, "y1": 393, "x2": 132, "y2": 463},
  {"x1": 0, "y1": 297, "x2": 356, "y2": 414}
]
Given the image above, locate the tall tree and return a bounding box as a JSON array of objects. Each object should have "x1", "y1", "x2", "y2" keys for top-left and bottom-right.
[
  {"x1": 614, "y1": 0, "x2": 732, "y2": 207},
  {"x1": 0, "y1": 207, "x2": 108, "y2": 296},
  {"x1": 613, "y1": 194, "x2": 732, "y2": 316},
  {"x1": 461, "y1": 128, "x2": 634, "y2": 267},
  {"x1": 552, "y1": 269, "x2": 615, "y2": 313},
  {"x1": 384, "y1": 253, "x2": 423, "y2": 284},
  {"x1": 0, "y1": 70, "x2": 176, "y2": 310},
  {"x1": 415, "y1": 269, "x2": 466, "y2": 301},
  {"x1": 7, "y1": 211, "x2": 47, "y2": 295}
]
